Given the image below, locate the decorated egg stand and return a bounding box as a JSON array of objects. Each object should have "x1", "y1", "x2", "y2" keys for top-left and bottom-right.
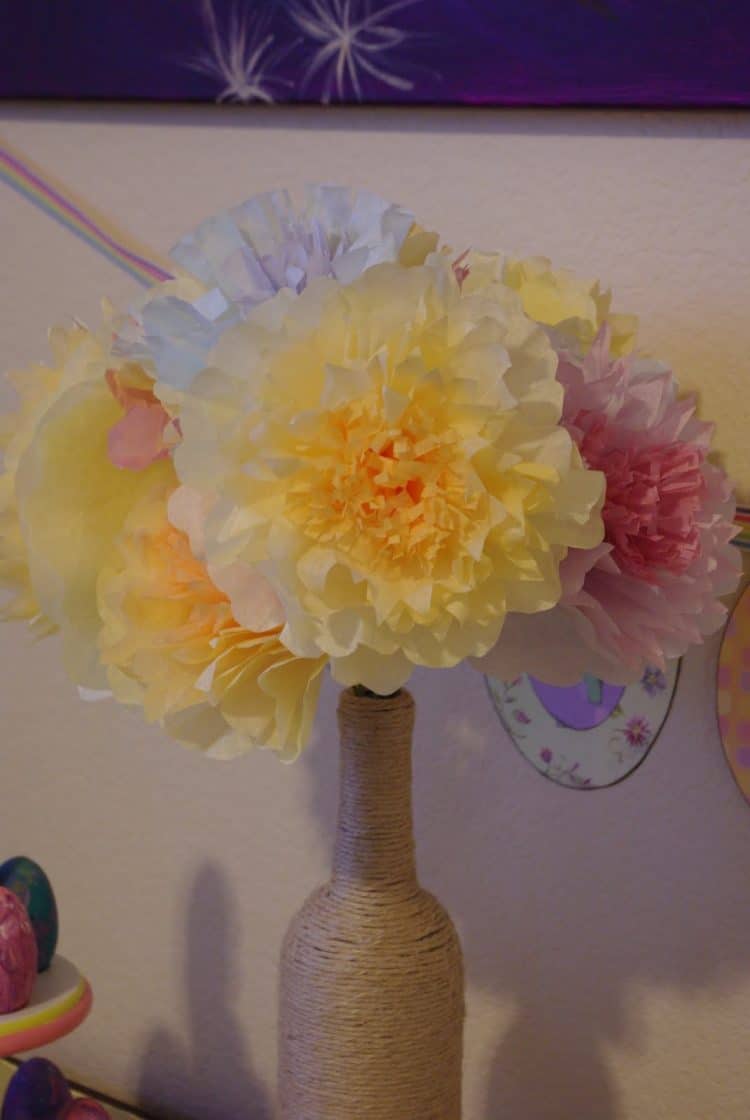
[{"x1": 0, "y1": 859, "x2": 92, "y2": 1059}]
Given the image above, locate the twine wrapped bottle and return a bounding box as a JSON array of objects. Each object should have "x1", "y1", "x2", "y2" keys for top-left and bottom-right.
[{"x1": 279, "y1": 687, "x2": 464, "y2": 1119}]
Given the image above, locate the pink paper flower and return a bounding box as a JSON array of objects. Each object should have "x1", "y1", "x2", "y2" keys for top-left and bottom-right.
[
  {"x1": 478, "y1": 324, "x2": 740, "y2": 684},
  {"x1": 106, "y1": 368, "x2": 180, "y2": 471},
  {"x1": 557, "y1": 326, "x2": 739, "y2": 675}
]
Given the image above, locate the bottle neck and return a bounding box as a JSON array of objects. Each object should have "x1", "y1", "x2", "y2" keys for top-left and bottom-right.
[{"x1": 332, "y1": 688, "x2": 418, "y2": 893}]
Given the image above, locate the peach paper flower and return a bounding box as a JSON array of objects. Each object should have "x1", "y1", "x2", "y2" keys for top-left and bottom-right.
[{"x1": 98, "y1": 482, "x2": 326, "y2": 759}]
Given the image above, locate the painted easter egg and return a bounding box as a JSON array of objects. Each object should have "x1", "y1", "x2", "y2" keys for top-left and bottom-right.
[
  {"x1": 60, "y1": 1102, "x2": 110, "y2": 1120},
  {"x1": 718, "y1": 583, "x2": 750, "y2": 801},
  {"x1": 0, "y1": 857, "x2": 58, "y2": 972},
  {"x1": 487, "y1": 661, "x2": 680, "y2": 789},
  {"x1": 0, "y1": 1058, "x2": 70, "y2": 1120},
  {"x1": 0, "y1": 887, "x2": 37, "y2": 1014},
  {"x1": 529, "y1": 674, "x2": 625, "y2": 730}
]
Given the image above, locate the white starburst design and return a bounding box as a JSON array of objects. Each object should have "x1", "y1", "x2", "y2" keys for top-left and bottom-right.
[
  {"x1": 188, "y1": 0, "x2": 284, "y2": 104},
  {"x1": 288, "y1": 0, "x2": 423, "y2": 103}
]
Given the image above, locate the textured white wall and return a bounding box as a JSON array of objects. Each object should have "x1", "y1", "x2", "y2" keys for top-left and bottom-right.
[{"x1": 1, "y1": 104, "x2": 749, "y2": 1120}]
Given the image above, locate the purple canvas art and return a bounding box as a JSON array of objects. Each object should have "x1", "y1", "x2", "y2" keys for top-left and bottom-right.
[{"x1": 1, "y1": 0, "x2": 749, "y2": 106}]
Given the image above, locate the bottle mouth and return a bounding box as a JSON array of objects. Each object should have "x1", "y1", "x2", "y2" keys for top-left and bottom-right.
[{"x1": 351, "y1": 683, "x2": 403, "y2": 700}]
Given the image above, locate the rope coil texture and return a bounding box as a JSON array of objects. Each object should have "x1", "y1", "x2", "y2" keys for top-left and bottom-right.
[{"x1": 279, "y1": 687, "x2": 464, "y2": 1119}]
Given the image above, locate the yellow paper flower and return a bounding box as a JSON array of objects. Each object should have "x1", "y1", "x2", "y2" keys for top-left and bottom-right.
[
  {"x1": 0, "y1": 324, "x2": 108, "y2": 632},
  {"x1": 502, "y1": 255, "x2": 638, "y2": 356},
  {"x1": 6, "y1": 318, "x2": 177, "y2": 688},
  {"x1": 173, "y1": 257, "x2": 605, "y2": 695},
  {"x1": 97, "y1": 482, "x2": 326, "y2": 759}
]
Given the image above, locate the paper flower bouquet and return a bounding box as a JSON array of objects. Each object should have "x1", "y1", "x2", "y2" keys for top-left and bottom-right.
[
  {"x1": 1, "y1": 187, "x2": 738, "y2": 758},
  {"x1": 0, "y1": 187, "x2": 740, "y2": 1119}
]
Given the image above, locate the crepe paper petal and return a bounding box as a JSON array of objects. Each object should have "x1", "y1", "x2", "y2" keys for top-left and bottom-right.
[
  {"x1": 107, "y1": 404, "x2": 171, "y2": 471},
  {"x1": 486, "y1": 659, "x2": 679, "y2": 789},
  {"x1": 717, "y1": 584, "x2": 750, "y2": 802}
]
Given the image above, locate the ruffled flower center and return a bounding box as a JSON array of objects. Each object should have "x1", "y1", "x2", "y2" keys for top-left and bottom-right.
[
  {"x1": 576, "y1": 411, "x2": 705, "y2": 581},
  {"x1": 286, "y1": 392, "x2": 487, "y2": 583}
]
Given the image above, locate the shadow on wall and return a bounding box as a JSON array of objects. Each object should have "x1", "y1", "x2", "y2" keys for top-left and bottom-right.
[
  {"x1": 303, "y1": 637, "x2": 750, "y2": 1120},
  {"x1": 137, "y1": 862, "x2": 272, "y2": 1120},
  {"x1": 6, "y1": 101, "x2": 750, "y2": 145}
]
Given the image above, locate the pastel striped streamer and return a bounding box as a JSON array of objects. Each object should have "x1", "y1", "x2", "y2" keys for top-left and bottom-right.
[
  {"x1": 735, "y1": 507, "x2": 750, "y2": 552},
  {"x1": 0, "y1": 135, "x2": 175, "y2": 286}
]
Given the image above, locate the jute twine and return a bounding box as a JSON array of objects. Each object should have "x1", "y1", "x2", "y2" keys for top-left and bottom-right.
[{"x1": 278, "y1": 688, "x2": 464, "y2": 1120}]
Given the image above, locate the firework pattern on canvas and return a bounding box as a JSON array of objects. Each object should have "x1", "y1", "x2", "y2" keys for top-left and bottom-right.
[{"x1": 2, "y1": 0, "x2": 749, "y2": 105}]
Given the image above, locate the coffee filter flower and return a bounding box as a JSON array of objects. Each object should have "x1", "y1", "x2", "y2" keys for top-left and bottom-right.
[
  {"x1": 477, "y1": 324, "x2": 740, "y2": 684},
  {"x1": 503, "y1": 255, "x2": 638, "y2": 357},
  {"x1": 113, "y1": 185, "x2": 421, "y2": 394},
  {"x1": 1, "y1": 189, "x2": 738, "y2": 759},
  {"x1": 173, "y1": 255, "x2": 605, "y2": 695},
  {"x1": 98, "y1": 482, "x2": 326, "y2": 760}
]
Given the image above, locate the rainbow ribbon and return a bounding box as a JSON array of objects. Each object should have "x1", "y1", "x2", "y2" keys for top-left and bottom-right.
[
  {"x1": 0, "y1": 136, "x2": 175, "y2": 287},
  {"x1": 735, "y1": 507, "x2": 750, "y2": 552}
]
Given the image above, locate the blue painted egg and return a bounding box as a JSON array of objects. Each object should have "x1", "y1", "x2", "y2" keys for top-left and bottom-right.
[
  {"x1": 61, "y1": 1102, "x2": 110, "y2": 1120},
  {"x1": 0, "y1": 1058, "x2": 71, "y2": 1120},
  {"x1": 0, "y1": 857, "x2": 58, "y2": 972}
]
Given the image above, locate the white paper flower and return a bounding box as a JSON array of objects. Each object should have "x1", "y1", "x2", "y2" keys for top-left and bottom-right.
[{"x1": 114, "y1": 185, "x2": 416, "y2": 392}]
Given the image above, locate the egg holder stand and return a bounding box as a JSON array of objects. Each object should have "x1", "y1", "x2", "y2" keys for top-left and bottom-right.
[{"x1": 0, "y1": 956, "x2": 92, "y2": 1059}]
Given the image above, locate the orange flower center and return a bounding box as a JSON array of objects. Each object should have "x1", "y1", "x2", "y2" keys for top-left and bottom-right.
[{"x1": 286, "y1": 395, "x2": 487, "y2": 580}]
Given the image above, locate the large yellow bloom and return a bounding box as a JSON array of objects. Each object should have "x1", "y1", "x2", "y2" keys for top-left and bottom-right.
[
  {"x1": 173, "y1": 257, "x2": 605, "y2": 695},
  {"x1": 4, "y1": 316, "x2": 177, "y2": 687},
  {"x1": 502, "y1": 255, "x2": 638, "y2": 356},
  {"x1": 98, "y1": 483, "x2": 326, "y2": 759},
  {"x1": 0, "y1": 324, "x2": 108, "y2": 632}
]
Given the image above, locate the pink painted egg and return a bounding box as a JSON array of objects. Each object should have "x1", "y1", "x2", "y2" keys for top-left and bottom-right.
[
  {"x1": 0, "y1": 886, "x2": 38, "y2": 1012},
  {"x1": 61, "y1": 1101, "x2": 111, "y2": 1120}
]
